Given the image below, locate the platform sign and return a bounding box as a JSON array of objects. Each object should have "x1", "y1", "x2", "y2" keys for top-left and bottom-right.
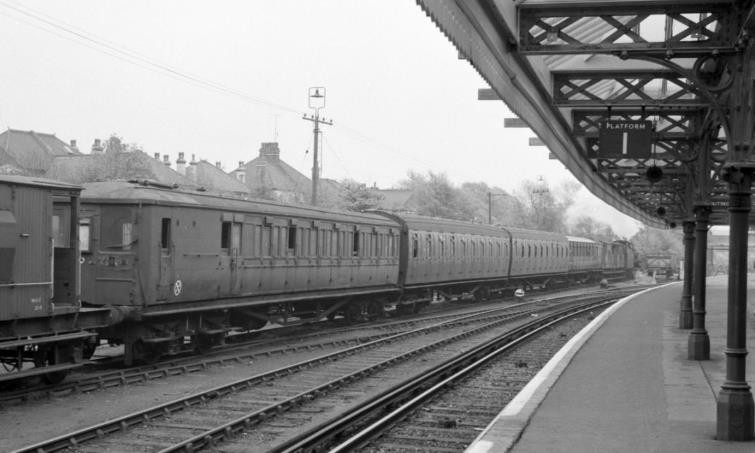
[{"x1": 598, "y1": 120, "x2": 652, "y2": 158}]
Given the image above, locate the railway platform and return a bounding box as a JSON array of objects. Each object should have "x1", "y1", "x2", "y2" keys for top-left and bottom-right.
[{"x1": 466, "y1": 274, "x2": 755, "y2": 453}]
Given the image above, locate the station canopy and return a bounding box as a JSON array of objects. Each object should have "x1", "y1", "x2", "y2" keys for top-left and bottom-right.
[{"x1": 417, "y1": 0, "x2": 754, "y2": 227}]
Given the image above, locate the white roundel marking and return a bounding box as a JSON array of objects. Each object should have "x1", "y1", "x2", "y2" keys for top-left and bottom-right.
[{"x1": 173, "y1": 279, "x2": 183, "y2": 296}]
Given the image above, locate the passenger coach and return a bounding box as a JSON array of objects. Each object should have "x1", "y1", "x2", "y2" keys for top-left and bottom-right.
[{"x1": 80, "y1": 181, "x2": 400, "y2": 364}]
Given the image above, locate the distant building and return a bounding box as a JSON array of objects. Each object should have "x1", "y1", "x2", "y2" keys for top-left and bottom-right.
[
  {"x1": 0, "y1": 128, "x2": 80, "y2": 175},
  {"x1": 230, "y1": 142, "x2": 314, "y2": 204},
  {"x1": 184, "y1": 155, "x2": 250, "y2": 198},
  {"x1": 707, "y1": 226, "x2": 755, "y2": 274},
  {"x1": 375, "y1": 188, "x2": 416, "y2": 212},
  {"x1": 0, "y1": 142, "x2": 24, "y2": 174},
  {"x1": 46, "y1": 141, "x2": 192, "y2": 186}
]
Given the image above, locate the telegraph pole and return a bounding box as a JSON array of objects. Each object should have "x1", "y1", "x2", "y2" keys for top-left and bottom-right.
[{"x1": 303, "y1": 87, "x2": 333, "y2": 206}]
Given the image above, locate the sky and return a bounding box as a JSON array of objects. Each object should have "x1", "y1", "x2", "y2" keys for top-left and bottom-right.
[{"x1": 0, "y1": 0, "x2": 644, "y2": 237}]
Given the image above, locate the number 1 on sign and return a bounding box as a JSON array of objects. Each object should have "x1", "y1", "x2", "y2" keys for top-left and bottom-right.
[{"x1": 622, "y1": 132, "x2": 628, "y2": 155}]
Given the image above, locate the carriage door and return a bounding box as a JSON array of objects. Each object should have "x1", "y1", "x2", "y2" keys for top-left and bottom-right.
[
  {"x1": 158, "y1": 217, "x2": 174, "y2": 300},
  {"x1": 230, "y1": 222, "x2": 242, "y2": 294},
  {"x1": 222, "y1": 216, "x2": 242, "y2": 295}
]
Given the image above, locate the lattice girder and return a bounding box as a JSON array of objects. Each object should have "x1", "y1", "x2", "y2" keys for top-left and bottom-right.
[
  {"x1": 554, "y1": 71, "x2": 706, "y2": 106},
  {"x1": 518, "y1": 1, "x2": 738, "y2": 57}
]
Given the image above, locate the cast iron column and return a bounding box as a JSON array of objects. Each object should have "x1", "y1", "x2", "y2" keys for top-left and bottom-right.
[
  {"x1": 717, "y1": 168, "x2": 754, "y2": 441},
  {"x1": 688, "y1": 204, "x2": 710, "y2": 360},
  {"x1": 679, "y1": 220, "x2": 695, "y2": 329}
]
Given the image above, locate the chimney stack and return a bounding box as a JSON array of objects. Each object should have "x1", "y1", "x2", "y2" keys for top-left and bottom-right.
[
  {"x1": 69, "y1": 139, "x2": 79, "y2": 153},
  {"x1": 91, "y1": 139, "x2": 104, "y2": 154},
  {"x1": 215, "y1": 161, "x2": 222, "y2": 169},
  {"x1": 163, "y1": 154, "x2": 171, "y2": 167},
  {"x1": 154, "y1": 152, "x2": 161, "y2": 160},
  {"x1": 176, "y1": 152, "x2": 187, "y2": 175},
  {"x1": 186, "y1": 154, "x2": 198, "y2": 181},
  {"x1": 259, "y1": 142, "x2": 280, "y2": 161},
  {"x1": 236, "y1": 161, "x2": 246, "y2": 184}
]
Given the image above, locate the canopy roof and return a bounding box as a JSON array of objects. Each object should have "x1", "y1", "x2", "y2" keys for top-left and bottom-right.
[{"x1": 418, "y1": 0, "x2": 750, "y2": 227}]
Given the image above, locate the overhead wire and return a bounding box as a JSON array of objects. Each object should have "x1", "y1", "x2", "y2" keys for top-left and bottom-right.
[
  {"x1": 0, "y1": 0, "x2": 302, "y2": 115},
  {"x1": 0, "y1": 0, "x2": 432, "y2": 170}
]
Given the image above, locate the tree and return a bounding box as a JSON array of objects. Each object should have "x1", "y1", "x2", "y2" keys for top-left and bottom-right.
[
  {"x1": 514, "y1": 178, "x2": 578, "y2": 232},
  {"x1": 399, "y1": 171, "x2": 476, "y2": 221},
  {"x1": 570, "y1": 216, "x2": 618, "y2": 242},
  {"x1": 339, "y1": 179, "x2": 384, "y2": 211},
  {"x1": 629, "y1": 225, "x2": 683, "y2": 257},
  {"x1": 459, "y1": 182, "x2": 524, "y2": 225}
]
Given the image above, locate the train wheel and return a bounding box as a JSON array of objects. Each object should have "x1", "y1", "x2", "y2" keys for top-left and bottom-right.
[
  {"x1": 344, "y1": 304, "x2": 363, "y2": 324},
  {"x1": 82, "y1": 340, "x2": 98, "y2": 360},
  {"x1": 132, "y1": 340, "x2": 162, "y2": 365},
  {"x1": 367, "y1": 301, "x2": 385, "y2": 320},
  {"x1": 34, "y1": 348, "x2": 69, "y2": 385},
  {"x1": 396, "y1": 304, "x2": 414, "y2": 316},
  {"x1": 193, "y1": 332, "x2": 224, "y2": 354},
  {"x1": 474, "y1": 289, "x2": 489, "y2": 302}
]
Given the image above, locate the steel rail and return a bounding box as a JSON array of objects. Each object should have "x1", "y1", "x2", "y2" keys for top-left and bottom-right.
[
  {"x1": 274, "y1": 299, "x2": 617, "y2": 453},
  {"x1": 0, "y1": 302, "x2": 515, "y2": 407},
  {"x1": 4, "y1": 286, "x2": 633, "y2": 406},
  {"x1": 12, "y1": 301, "x2": 553, "y2": 453},
  {"x1": 154, "y1": 293, "x2": 636, "y2": 452}
]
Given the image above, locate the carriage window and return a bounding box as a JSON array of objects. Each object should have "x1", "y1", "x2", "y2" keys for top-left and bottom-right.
[
  {"x1": 122, "y1": 223, "x2": 133, "y2": 251},
  {"x1": 221, "y1": 221, "x2": 232, "y2": 249},
  {"x1": 161, "y1": 218, "x2": 171, "y2": 249},
  {"x1": 288, "y1": 225, "x2": 297, "y2": 252},
  {"x1": 322, "y1": 230, "x2": 330, "y2": 257},
  {"x1": 310, "y1": 229, "x2": 317, "y2": 256},
  {"x1": 299, "y1": 229, "x2": 308, "y2": 256},
  {"x1": 52, "y1": 215, "x2": 62, "y2": 247},
  {"x1": 353, "y1": 231, "x2": 360, "y2": 256},
  {"x1": 79, "y1": 219, "x2": 91, "y2": 253},
  {"x1": 412, "y1": 234, "x2": 419, "y2": 258},
  {"x1": 261, "y1": 225, "x2": 271, "y2": 256}
]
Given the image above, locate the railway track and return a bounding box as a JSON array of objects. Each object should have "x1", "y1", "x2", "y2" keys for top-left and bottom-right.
[
  {"x1": 12, "y1": 289, "x2": 636, "y2": 453},
  {"x1": 277, "y1": 298, "x2": 611, "y2": 453},
  {"x1": 0, "y1": 302, "x2": 506, "y2": 407},
  {"x1": 1, "y1": 285, "x2": 642, "y2": 408}
]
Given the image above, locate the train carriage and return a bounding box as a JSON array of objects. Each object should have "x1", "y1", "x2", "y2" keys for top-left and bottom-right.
[
  {"x1": 566, "y1": 236, "x2": 602, "y2": 283},
  {"x1": 0, "y1": 174, "x2": 639, "y2": 381},
  {"x1": 375, "y1": 213, "x2": 512, "y2": 304},
  {"x1": 80, "y1": 181, "x2": 401, "y2": 363},
  {"x1": 507, "y1": 227, "x2": 569, "y2": 284},
  {"x1": 0, "y1": 175, "x2": 112, "y2": 383}
]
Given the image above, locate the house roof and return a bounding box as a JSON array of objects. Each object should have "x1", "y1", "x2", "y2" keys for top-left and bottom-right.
[
  {"x1": 375, "y1": 188, "x2": 416, "y2": 211},
  {"x1": 191, "y1": 160, "x2": 250, "y2": 196},
  {"x1": 0, "y1": 143, "x2": 21, "y2": 169},
  {"x1": 0, "y1": 128, "x2": 80, "y2": 174},
  {"x1": 231, "y1": 142, "x2": 311, "y2": 196},
  {"x1": 46, "y1": 151, "x2": 193, "y2": 186}
]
